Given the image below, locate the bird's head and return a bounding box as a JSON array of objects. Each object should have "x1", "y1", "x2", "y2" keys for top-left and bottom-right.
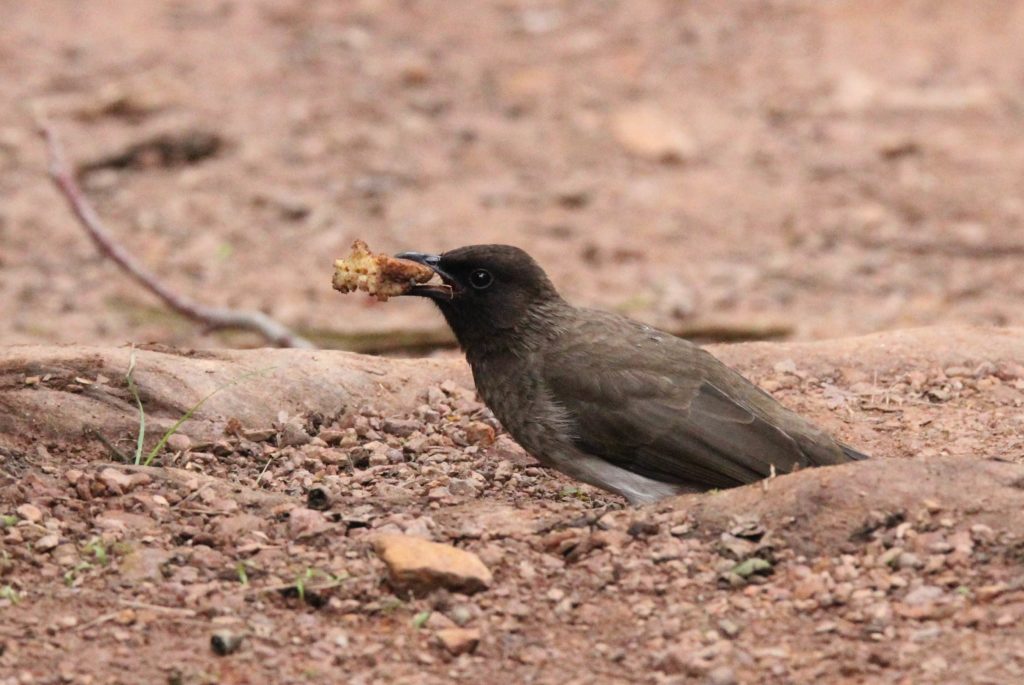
[{"x1": 396, "y1": 244, "x2": 565, "y2": 349}]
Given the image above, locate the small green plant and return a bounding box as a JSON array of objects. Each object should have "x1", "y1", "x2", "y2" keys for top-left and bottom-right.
[
  {"x1": 730, "y1": 557, "x2": 773, "y2": 578},
  {"x1": 236, "y1": 562, "x2": 249, "y2": 587},
  {"x1": 379, "y1": 597, "x2": 404, "y2": 614},
  {"x1": 291, "y1": 568, "x2": 349, "y2": 600},
  {"x1": 411, "y1": 611, "x2": 431, "y2": 629},
  {"x1": 84, "y1": 538, "x2": 109, "y2": 566},
  {"x1": 64, "y1": 561, "x2": 93, "y2": 587},
  {"x1": 0, "y1": 585, "x2": 20, "y2": 604},
  {"x1": 559, "y1": 485, "x2": 591, "y2": 502},
  {"x1": 293, "y1": 567, "x2": 316, "y2": 602},
  {"x1": 0, "y1": 514, "x2": 17, "y2": 528},
  {"x1": 111, "y1": 541, "x2": 133, "y2": 557},
  {"x1": 286, "y1": 567, "x2": 349, "y2": 603},
  {"x1": 125, "y1": 346, "x2": 274, "y2": 466}
]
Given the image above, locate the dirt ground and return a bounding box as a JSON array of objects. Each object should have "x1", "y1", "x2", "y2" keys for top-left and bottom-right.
[
  {"x1": 2, "y1": 330, "x2": 1024, "y2": 685},
  {"x1": 2, "y1": 1, "x2": 1024, "y2": 684}
]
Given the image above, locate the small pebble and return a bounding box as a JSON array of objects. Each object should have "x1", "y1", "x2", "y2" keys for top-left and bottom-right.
[
  {"x1": 16, "y1": 504, "x2": 43, "y2": 522},
  {"x1": 705, "y1": 666, "x2": 737, "y2": 685},
  {"x1": 211, "y1": 630, "x2": 244, "y2": 656}
]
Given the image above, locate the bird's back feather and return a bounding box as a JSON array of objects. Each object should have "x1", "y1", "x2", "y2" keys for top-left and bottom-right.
[{"x1": 540, "y1": 309, "x2": 861, "y2": 491}]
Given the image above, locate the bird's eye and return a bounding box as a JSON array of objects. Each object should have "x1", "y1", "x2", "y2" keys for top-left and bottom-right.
[{"x1": 469, "y1": 269, "x2": 493, "y2": 290}]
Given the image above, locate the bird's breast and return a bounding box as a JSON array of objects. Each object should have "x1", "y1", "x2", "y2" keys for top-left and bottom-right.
[{"x1": 468, "y1": 352, "x2": 572, "y2": 462}]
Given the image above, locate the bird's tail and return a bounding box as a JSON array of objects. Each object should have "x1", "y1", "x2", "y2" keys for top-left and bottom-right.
[{"x1": 840, "y1": 444, "x2": 869, "y2": 461}]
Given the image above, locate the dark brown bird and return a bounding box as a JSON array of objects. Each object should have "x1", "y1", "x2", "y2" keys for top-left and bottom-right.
[{"x1": 396, "y1": 245, "x2": 867, "y2": 504}]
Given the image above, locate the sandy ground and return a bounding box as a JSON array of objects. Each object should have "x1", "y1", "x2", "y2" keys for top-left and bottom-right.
[{"x1": 2, "y1": 1, "x2": 1024, "y2": 684}]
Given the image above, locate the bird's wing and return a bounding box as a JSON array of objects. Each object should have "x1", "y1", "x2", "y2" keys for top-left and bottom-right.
[{"x1": 542, "y1": 321, "x2": 835, "y2": 489}]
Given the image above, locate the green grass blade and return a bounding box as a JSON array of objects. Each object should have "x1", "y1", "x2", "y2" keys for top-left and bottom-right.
[
  {"x1": 125, "y1": 346, "x2": 146, "y2": 465},
  {"x1": 141, "y1": 366, "x2": 276, "y2": 467}
]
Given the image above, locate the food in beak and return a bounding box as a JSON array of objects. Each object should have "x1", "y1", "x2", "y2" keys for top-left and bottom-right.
[{"x1": 332, "y1": 239, "x2": 436, "y2": 301}]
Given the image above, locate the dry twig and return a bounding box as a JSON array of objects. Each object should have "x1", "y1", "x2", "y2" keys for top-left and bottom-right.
[
  {"x1": 117, "y1": 599, "x2": 198, "y2": 617},
  {"x1": 38, "y1": 121, "x2": 315, "y2": 349}
]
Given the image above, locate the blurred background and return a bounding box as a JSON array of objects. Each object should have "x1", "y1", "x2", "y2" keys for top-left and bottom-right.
[{"x1": 2, "y1": 0, "x2": 1023, "y2": 351}]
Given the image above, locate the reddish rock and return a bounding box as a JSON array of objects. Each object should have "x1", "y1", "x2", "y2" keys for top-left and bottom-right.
[
  {"x1": 436, "y1": 628, "x2": 481, "y2": 656},
  {"x1": 373, "y1": 534, "x2": 492, "y2": 595},
  {"x1": 15, "y1": 503, "x2": 43, "y2": 522}
]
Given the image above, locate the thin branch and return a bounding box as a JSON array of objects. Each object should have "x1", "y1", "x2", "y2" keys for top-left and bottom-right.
[
  {"x1": 38, "y1": 121, "x2": 315, "y2": 349},
  {"x1": 75, "y1": 610, "x2": 122, "y2": 632},
  {"x1": 117, "y1": 599, "x2": 198, "y2": 617},
  {"x1": 848, "y1": 232, "x2": 1024, "y2": 259}
]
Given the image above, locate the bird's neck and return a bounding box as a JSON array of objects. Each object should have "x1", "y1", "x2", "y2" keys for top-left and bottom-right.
[{"x1": 454, "y1": 299, "x2": 572, "y2": 365}]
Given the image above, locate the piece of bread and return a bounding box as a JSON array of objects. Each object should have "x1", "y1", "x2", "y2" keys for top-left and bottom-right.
[{"x1": 332, "y1": 240, "x2": 435, "y2": 301}]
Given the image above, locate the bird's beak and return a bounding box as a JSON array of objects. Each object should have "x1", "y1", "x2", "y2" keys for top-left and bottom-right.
[{"x1": 395, "y1": 251, "x2": 455, "y2": 300}]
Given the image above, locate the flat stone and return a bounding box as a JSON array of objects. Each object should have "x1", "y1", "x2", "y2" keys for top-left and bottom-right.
[
  {"x1": 383, "y1": 418, "x2": 419, "y2": 438},
  {"x1": 243, "y1": 428, "x2": 278, "y2": 443},
  {"x1": 99, "y1": 468, "x2": 135, "y2": 494},
  {"x1": 904, "y1": 585, "x2": 945, "y2": 606},
  {"x1": 166, "y1": 433, "x2": 191, "y2": 452},
  {"x1": 610, "y1": 103, "x2": 696, "y2": 163},
  {"x1": 35, "y1": 534, "x2": 60, "y2": 552},
  {"x1": 314, "y1": 428, "x2": 343, "y2": 445},
  {"x1": 288, "y1": 507, "x2": 331, "y2": 539},
  {"x1": 16, "y1": 503, "x2": 43, "y2": 522},
  {"x1": 706, "y1": 666, "x2": 738, "y2": 685},
  {"x1": 425, "y1": 612, "x2": 457, "y2": 630},
  {"x1": 279, "y1": 421, "x2": 312, "y2": 447},
  {"x1": 373, "y1": 534, "x2": 492, "y2": 595},
  {"x1": 95, "y1": 510, "x2": 157, "y2": 533},
  {"x1": 213, "y1": 514, "x2": 264, "y2": 543},
  {"x1": 435, "y1": 628, "x2": 481, "y2": 656},
  {"x1": 464, "y1": 422, "x2": 496, "y2": 446},
  {"x1": 119, "y1": 547, "x2": 171, "y2": 581}
]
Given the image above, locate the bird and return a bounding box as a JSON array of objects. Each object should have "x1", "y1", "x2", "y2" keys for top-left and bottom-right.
[{"x1": 395, "y1": 245, "x2": 867, "y2": 505}]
